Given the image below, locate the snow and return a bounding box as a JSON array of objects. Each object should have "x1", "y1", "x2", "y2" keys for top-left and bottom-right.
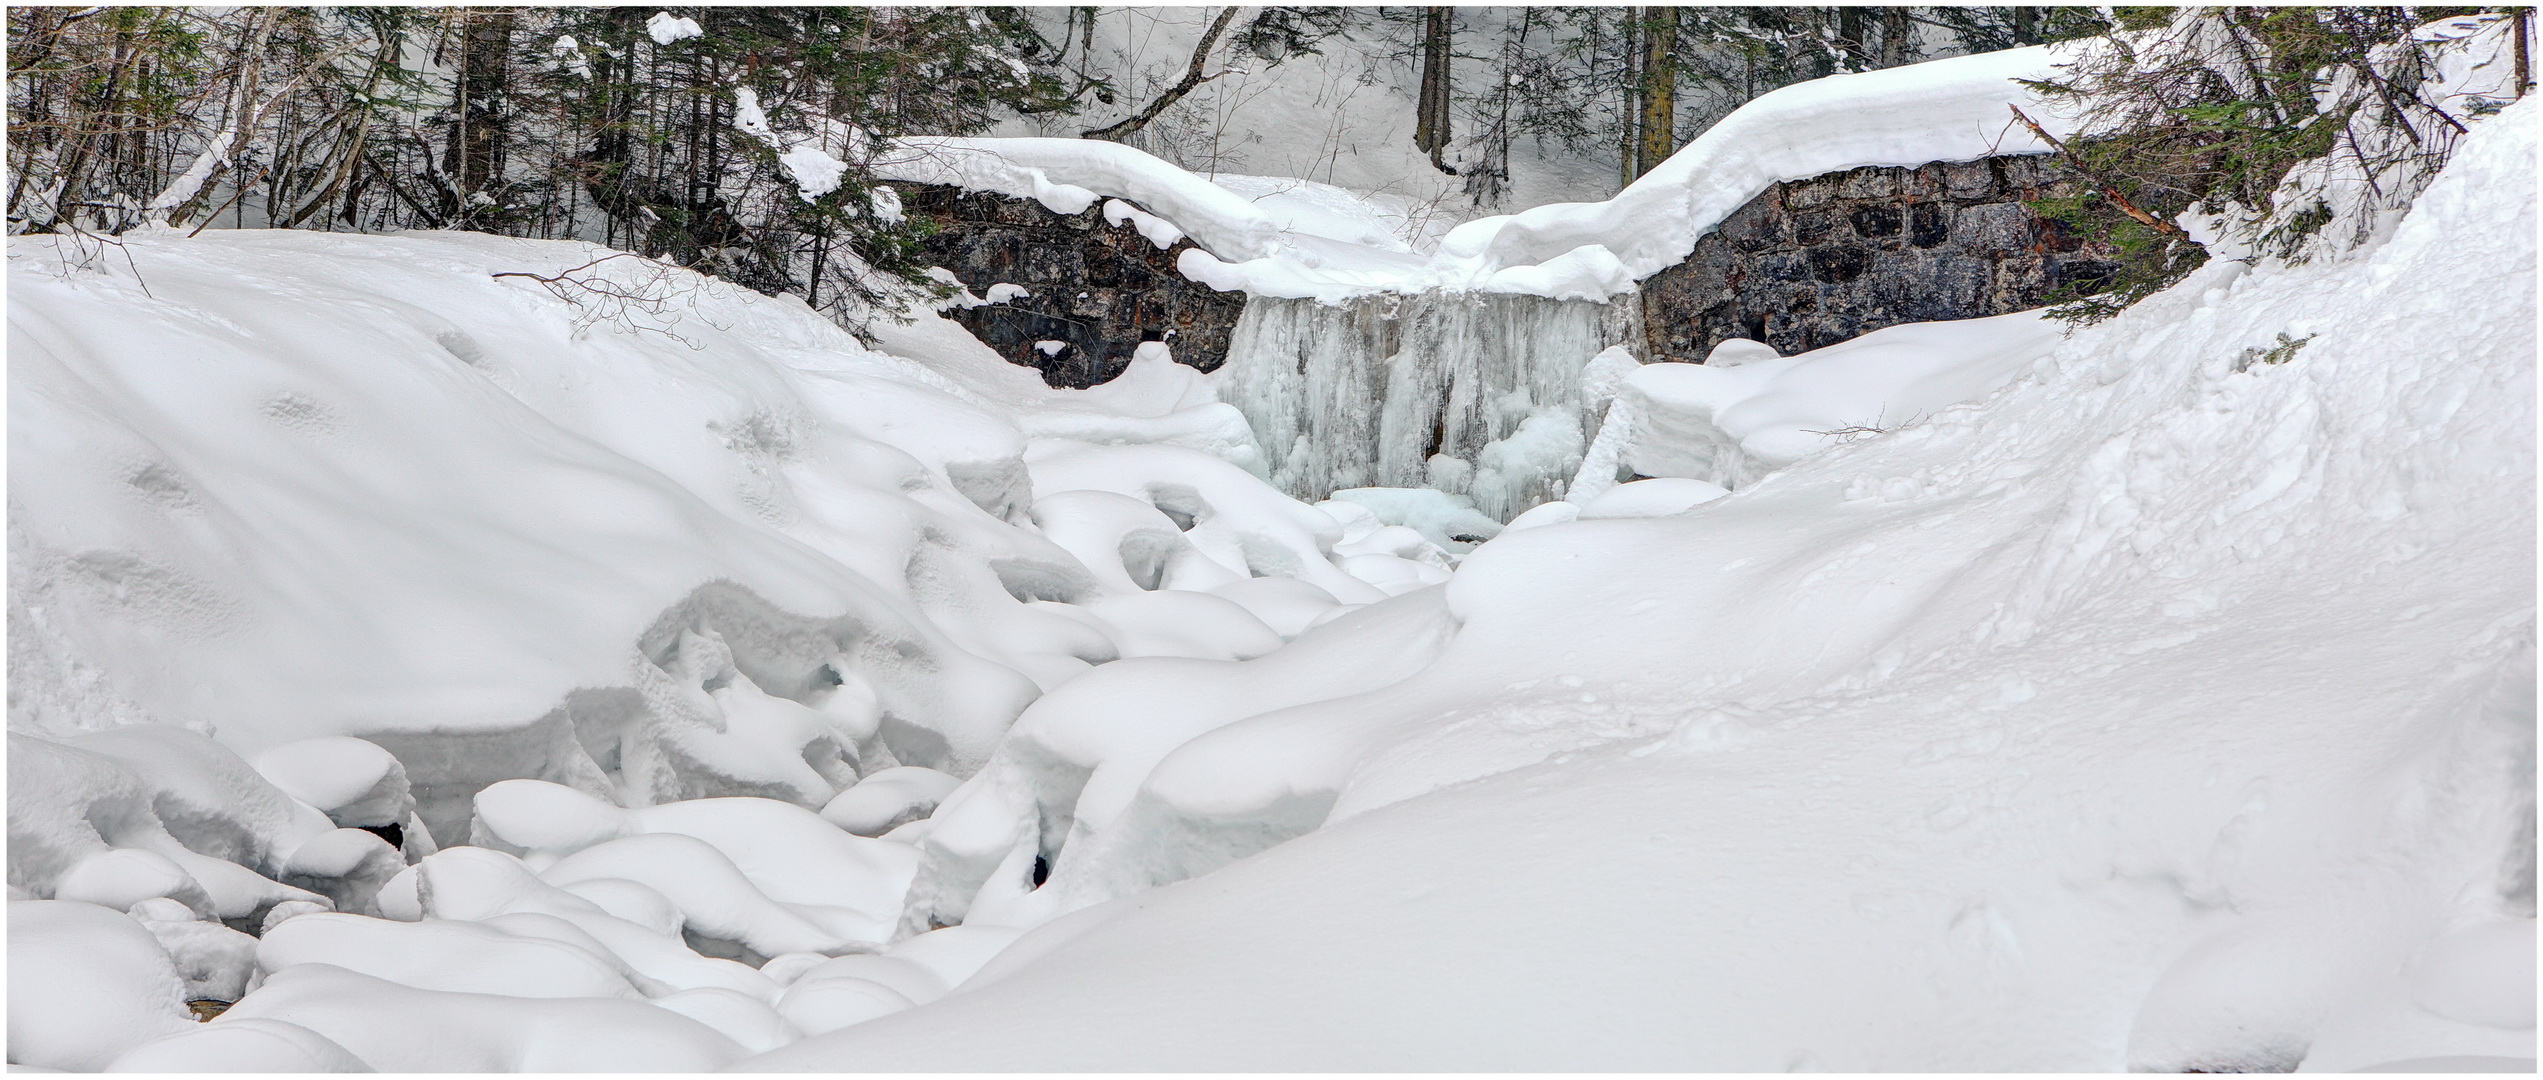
[
  {"x1": 1613, "y1": 312, "x2": 2065, "y2": 490},
  {"x1": 215, "y1": 963, "x2": 744, "y2": 1071},
  {"x1": 752, "y1": 94, "x2": 2538, "y2": 1073},
  {"x1": 819, "y1": 767, "x2": 964, "y2": 837},
  {"x1": 874, "y1": 136, "x2": 1276, "y2": 258},
  {"x1": 105, "y1": 1017, "x2": 373, "y2": 1073},
  {"x1": 645, "y1": 13, "x2": 702, "y2": 46},
  {"x1": 9, "y1": 21, "x2": 2534, "y2": 1075},
  {"x1": 1573, "y1": 477, "x2": 1730, "y2": 520},
  {"x1": 1101, "y1": 198, "x2": 1183, "y2": 250},
  {"x1": 775, "y1": 146, "x2": 847, "y2": 201},
  {"x1": 734, "y1": 88, "x2": 851, "y2": 202},
  {"x1": 9, "y1": 901, "x2": 194, "y2": 1071},
  {"x1": 896, "y1": 46, "x2": 2078, "y2": 303}
]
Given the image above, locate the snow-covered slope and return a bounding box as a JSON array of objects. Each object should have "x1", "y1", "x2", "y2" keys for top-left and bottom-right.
[
  {"x1": 7, "y1": 226, "x2": 1472, "y2": 1071},
  {"x1": 749, "y1": 98, "x2": 2538, "y2": 1073}
]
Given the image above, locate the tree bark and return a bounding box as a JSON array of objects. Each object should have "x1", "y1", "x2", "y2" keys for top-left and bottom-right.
[
  {"x1": 448, "y1": 8, "x2": 514, "y2": 198},
  {"x1": 1618, "y1": 9, "x2": 1639, "y2": 189},
  {"x1": 1414, "y1": 6, "x2": 1454, "y2": 172},
  {"x1": 1634, "y1": 5, "x2": 1676, "y2": 178},
  {"x1": 2516, "y1": 9, "x2": 2532, "y2": 100},
  {"x1": 1878, "y1": 7, "x2": 1910, "y2": 68},
  {"x1": 2011, "y1": 7, "x2": 2042, "y2": 47},
  {"x1": 1835, "y1": 7, "x2": 1871, "y2": 71}
]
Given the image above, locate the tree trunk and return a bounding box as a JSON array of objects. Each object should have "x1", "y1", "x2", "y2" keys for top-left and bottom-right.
[
  {"x1": 2011, "y1": 7, "x2": 2042, "y2": 47},
  {"x1": 1618, "y1": 9, "x2": 1639, "y2": 189},
  {"x1": 450, "y1": 9, "x2": 514, "y2": 199},
  {"x1": 1414, "y1": 6, "x2": 1454, "y2": 172},
  {"x1": 1878, "y1": 7, "x2": 1910, "y2": 68},
  {"x1": 1634, "y1": 5, "x2": 1676, "y2": 178},
  {"x1": 1835, "y1": 7, "x2": 1871, "y2": 71},
  {"x1": 2516, "y1": 9, "x2": 2533, "y2": 100}
]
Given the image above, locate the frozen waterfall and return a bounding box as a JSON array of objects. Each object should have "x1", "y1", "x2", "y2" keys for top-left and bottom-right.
[{"x1": 1212, "y1": 290, "x2": 1643, "y2": 521}]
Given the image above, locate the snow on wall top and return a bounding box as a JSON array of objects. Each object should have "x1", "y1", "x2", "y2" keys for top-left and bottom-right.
[{"x1": 876, "y1": 45, "x2": 2074, "y2": 303}]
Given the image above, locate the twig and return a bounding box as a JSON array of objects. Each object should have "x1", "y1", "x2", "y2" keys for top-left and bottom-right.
[
  {"x1": 2007, "y1": 104, "x2": 2190, "y2": 238},
  {"x1": 188, "y1": 166, "x2": 269, "y2": 238},
  {"x1": 491, "y1": 252, "x2": 643, "y2": 284}
]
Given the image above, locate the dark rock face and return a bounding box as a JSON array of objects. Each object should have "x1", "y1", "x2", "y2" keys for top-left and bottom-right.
[
  {"x1": 1638, "y1": 155, "x2": 2120, "y2": 361},
  {"x1": 901, "y1": 184, "x2": 1247, "y2": 389}
]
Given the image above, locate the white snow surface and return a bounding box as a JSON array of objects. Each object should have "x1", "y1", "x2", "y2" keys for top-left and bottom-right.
[
  {"x1": 644, "y1": 12, "x2": 702, "y2": 46},
  {"x1": 751, "y1": 98, "x2": 2538, "y2": 1072},
  {"x1": 7, "y1": 225, "x2": 1455, "y2": 1070},
  {"x1": 8, "y1": 29, "x2": 2535, "y2": 1076},
  {"x1": 1611, "y1": 311, "x2": 2067, "y2": 490}
]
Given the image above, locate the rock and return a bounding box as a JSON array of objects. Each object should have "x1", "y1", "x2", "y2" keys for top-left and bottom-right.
[
  {"x1": 902, "y1": 185, "x2": 1247, "y2": 388},
  {"x1": 1640, "y1": 154, "x2": 2118, "y2": 362}
]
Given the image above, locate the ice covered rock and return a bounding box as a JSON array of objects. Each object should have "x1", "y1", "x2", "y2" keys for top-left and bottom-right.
[
  {"x1": 258, "y1": 911, "x2": 647, "y2": 1000},
  {"x1": 215, "y1": 964, "x2": 745, "y2": 1071},
  {"x1": 902, "y1": 589, "x2": 1459, "y2": 933},
  {"x1": 128, "y1": 899, "x2": 260, "y2": 1002},
  {"x1": 821, "y1": 767, "x2": 965, "y2": 837},
  {"x1": 105, "y1": 1017, "x2": 372, "y2": 1073},
  {"x1": 251, "y1": 737, "x2": 412, "y2": 831},
  {"x1": 398, "y1": 846, "x2": 776, "y2": 1000},
  {"x1": 775, "y1": 976, "x2": 914, "y2": 1035},
  {"x1": 472, "y1": 781, "x2": 917, "y2": 939},
  {"x1": 8, "y1": 900, "x2": 194, "y2": 1071},
  {"x1": 1576, "y1": 477, "x2": 1729, "y2": 520},
  {"x1": 8, "y1": 731, "x2": 341, "y2": 923},
  {"x1": 1215, "y1": 292, "x2": 1637, "y2": 521}
]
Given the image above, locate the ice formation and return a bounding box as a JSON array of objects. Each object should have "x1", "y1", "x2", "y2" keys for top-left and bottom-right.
[
  {"x1": 878, "y1": 37, "x2": 2090, "y2": 521},
  {"x1": 1214, "y1": 291, "x2": 1641, "y2": 519}
]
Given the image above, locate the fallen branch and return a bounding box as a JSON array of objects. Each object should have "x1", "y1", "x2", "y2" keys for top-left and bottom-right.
[
  {"x1": 493, "y1": 252, "x2": 726, "y2": 348},
  {"x1": 1083, "y1": 7, "x2": 1242, "y2": 141},
  {"x1": 2007, "y1": 104, "x2": 2189, "y2": 238}
]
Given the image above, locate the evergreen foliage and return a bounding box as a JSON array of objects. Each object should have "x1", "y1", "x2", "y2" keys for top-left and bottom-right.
[{"x1": 2021, "y1": 6, "x2": 2494, "y2": 324}]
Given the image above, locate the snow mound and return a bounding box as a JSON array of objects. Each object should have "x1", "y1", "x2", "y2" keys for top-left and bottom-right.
[
  {"x1": 1607, "y1": 311, "x2": 2064, "y2": 490},
  {"x1": 11, "y1": 225, "x2": 1458, "y2": 1068}
]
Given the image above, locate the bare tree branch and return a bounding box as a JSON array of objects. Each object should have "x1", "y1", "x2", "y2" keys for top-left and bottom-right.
[
  {"x1": 1082, "y1": 7, "x2": 1242, "y2": 142},
  {"x1": 2007, "y1": 104, "x2": 2189, "y2": 238}
]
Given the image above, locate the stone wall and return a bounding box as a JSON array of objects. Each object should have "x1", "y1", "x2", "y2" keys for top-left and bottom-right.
[
  {"x1": 907, "y1": 153, "x2": 2117, "y2": 389},
  {"x1": 903, "y1": 184, "x2": 1246, "y2": 389},
  {"x1": 1638, "y1": 155, "x2": 2120, "y2": 362}
]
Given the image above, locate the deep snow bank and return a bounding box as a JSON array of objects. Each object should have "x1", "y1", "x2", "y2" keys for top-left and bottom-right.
[
  {"x1": 750, "y1": 97, "x2": 2537, "y2": 1074},
  {"x1": 7, "y1": 225, "x2": 1473, "y2": 1070}
]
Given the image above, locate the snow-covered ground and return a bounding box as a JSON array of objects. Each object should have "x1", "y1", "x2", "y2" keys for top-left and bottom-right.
[
  {"x1": 8, "y1": 21, "x2": 2534, "y2": 1074},
  {"x1": 772, "y1": 91, "x2": 2543, "y2": 1074}
]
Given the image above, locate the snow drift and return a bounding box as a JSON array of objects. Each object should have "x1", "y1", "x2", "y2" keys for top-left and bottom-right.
[
  {"x1": 6, "y1": 226, "x2": 1452, "y2": 1070},
  {"x1": 755, "y1": 93, "x2": 2539, "y2": 1074}
]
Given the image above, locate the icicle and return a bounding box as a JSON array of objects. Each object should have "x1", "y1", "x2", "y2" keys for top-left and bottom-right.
[{"x1": 1214, "y1": 290, "x2": 1642, "y2": 521}]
